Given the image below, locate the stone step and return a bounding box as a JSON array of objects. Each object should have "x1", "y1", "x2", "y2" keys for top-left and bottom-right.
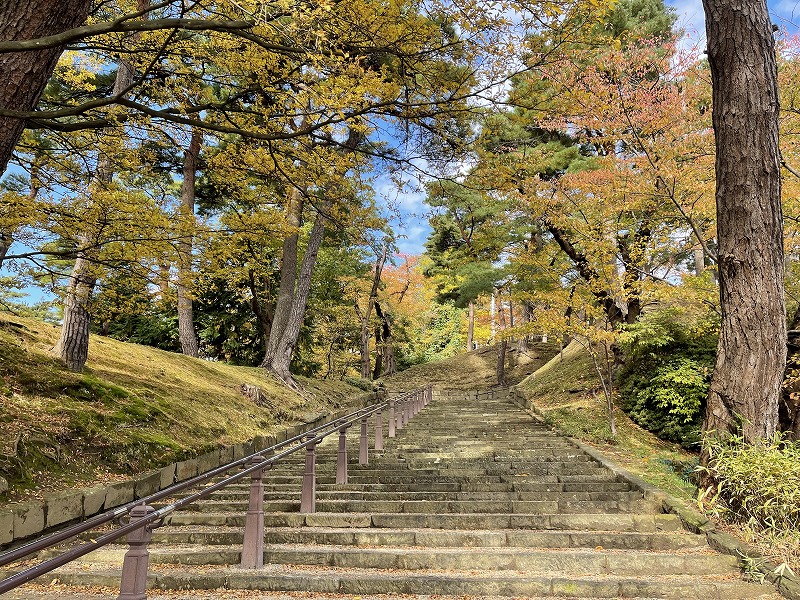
[
  {"x1": 46, "y1": 565, "x2": 773, "y2": 599},
  {"x1": 217, "y1": 481, "x2": 633, "y2": 493},
  {"x1": 74, "y1": 544, "x2": 739, "y2": 577},
  {"x1": 185, "y1": 490, "x2": 644, "y2": 503},
  {"x1": 151, "y1": 525, "x2": 706, "y2": 551},
  {"x1": 164, "y1": 511, "x2": 685, "y2": 532},
  {"x1": 182, "y1": 499, "x2": 662, "y2": 514}
]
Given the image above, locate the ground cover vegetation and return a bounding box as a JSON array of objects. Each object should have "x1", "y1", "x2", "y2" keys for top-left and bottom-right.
[{"x1": 1, "y1": 0, "x2": 799, "y2": 572}]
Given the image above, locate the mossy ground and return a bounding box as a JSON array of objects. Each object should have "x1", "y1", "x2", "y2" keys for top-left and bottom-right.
[
  {"x1": 0, "y1": 314, "x2": 367, "y2": 501},
  {"x1": 518, "y1": 341, "x2": 698, "y2": 502}
]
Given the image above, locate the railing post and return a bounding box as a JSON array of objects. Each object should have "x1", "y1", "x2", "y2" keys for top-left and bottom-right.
[
  {"x1": 359, "y1": 416, "x2": 369, "y2": 465},
  {"x1": 336, "y1": 426, "x2": 348, "y2": 484},
  {"x1": 240, "y1": 459, "x2": 265, "y2": 569},
  {"x1": 116, "y1": 504, "x2": 155, "y2": 600},
  {"x1": 404, "y1": 395, "x2": 411, "y2": 423},
  {"x1": 375, "y1": 407, "x2": 383, "y2": 450},
  {"x1": 300, "y1": 437, "x2": 317, "y2": 513},
  {"x1": 388, "y1": 398, "x2": 396, "y2": 438}
]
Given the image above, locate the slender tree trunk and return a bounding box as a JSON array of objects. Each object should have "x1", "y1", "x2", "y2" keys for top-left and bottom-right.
[
  {"x1": 53, "y1": 233, "x2": 95, "y2": 371},
  {"x1": 467, "y1": 301, "x2": 475, "y2": 350},
  {"x1": 495, "y1": 288, "x2": 507, "y2": 386},
  {"x1": 264, "y1": 208, "x2": 327, "y2": 385},
  {"x1": 693, "y1": 247, "x2": 706, "y2": 275},
  {"x1": 0, "y1": 0, "x2": 92, "y2": 175},
  {"x1": 701, "y1": 0, "x2": 785, "y2": 444},
  {"x1": 518, "y1": 301, "x2": 531, "y2": 353},
  {"x1": 261, "y1": 187, "x2": 303, "y2": 367},
  {"x1": 54, "y1": 50, "x2": 138, "y2": 371},
  {"x1": 374, "y1": 300, "x2": 396, "y2": 378},
  {"x1": 176, "y1": 129, "x2": 201, "y2": 357},
  {"x1": 0, "y1": 232, "x2": 9, "y2": 267},
  {"x1": 359, "y1": 244, "x2": 388, "y2": 380}
]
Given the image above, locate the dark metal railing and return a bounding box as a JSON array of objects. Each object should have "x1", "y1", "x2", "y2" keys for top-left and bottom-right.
[{"x1": 0, "y1": 385, "x2": 432, "y2": 597}]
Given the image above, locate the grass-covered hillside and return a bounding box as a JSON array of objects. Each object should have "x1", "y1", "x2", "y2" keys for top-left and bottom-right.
[
  {"x1": 380, "y1": 341, "x2": 560, "y2": 391},
  {"x1": 0, "y1": 314, "x2": 368, "y2": 502},
  {"x1": 518, "y1": 341, "x2": 698, "y2": 501}
]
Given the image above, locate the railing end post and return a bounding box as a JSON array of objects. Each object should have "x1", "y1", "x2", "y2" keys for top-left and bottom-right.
[{"x1": 116, "y1": 504, "x2": 156, "y2": 600}]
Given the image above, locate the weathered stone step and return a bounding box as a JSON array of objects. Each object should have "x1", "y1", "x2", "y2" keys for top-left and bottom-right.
[
  {"x1": 164, "y1": 511, "x2": 684, "y2": 532},
  {"x1": 46, "y1": 565, "x2": 773, "y2": 599},
  {"x1": 187, "y1": 490, "x2": 644, "y2": 503},
  {"x1": 151, "y1": 525, "x2": 706, "y2": 551},
  {"x1": 220, "y1": 481, "x2": 633, "y2": 493},
  {"x1": 183, "y1": 499, "x2": 661, "y2": 514},
  {"x1": 75, "y1": 544, "x2": 738, "y2": 577}
]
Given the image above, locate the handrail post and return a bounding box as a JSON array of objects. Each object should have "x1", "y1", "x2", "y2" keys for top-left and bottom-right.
[
  {"x1": 415, "y1": 391, "x2": 421, "y2": 414},
  {"x1": 375, "y1": 407, "x2": 384, "y2": 450},
  {"x1": 116, "y1": 504, "x2": 155, "y2": 600},
  {"x1": 388, "y1": 398, "x2": 396, "y2": 438},
  {"x1": 241, "y1": 459, "x2": 265, "y2": 568},
  {"x1": 359, "y1": 416, "x2": 369, "y2": 465},
  {"x1": 427, "y1": 385, "x2": 432, "y2": 406},
  {"x1": 404, "y1": 395, "x2": 411, "y2": 423},
  {"x1": 300, "y1": 438, "x2": 317, "y2": 513},
  {"x1": 336, "y1": 426, "x2": 348, "y2": 484}
]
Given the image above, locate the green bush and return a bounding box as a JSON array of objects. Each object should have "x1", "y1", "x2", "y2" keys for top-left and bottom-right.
[
  {"x1": 702, "y1": 433, "x2": 800, "y2": 534},
  {"x1": 618, "y1": 306, "x2": 717, "y2": 449},
  {"x1": 343, "y1": 376, "x2": 375, "y2": 392},
  {"x1": 620, "y1": 357, "x2": 708, "y2": 448}
]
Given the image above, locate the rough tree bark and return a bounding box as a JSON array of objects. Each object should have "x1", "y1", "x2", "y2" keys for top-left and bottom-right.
[
  {"x1": 701, "y1": 0, "x2": 786, "y2": 444},
  {"x1": 373, "y1": 301, "x2": 396, "y2": 378},
  {"x1": 261, "y1": 187, "x2": 304, "y2": 368},
  {"x1": 54, "y1": 49, "x2": 138, "y2": 371},
  {"x1": 0, "y1": 0, "x2": 92, "y2": 175},
  {"x1": 263, "y1": 208, "x2": 327, "y2": 385},
  {"x1": 176, "y1": 128, "x2": 201, "y2": 357},
  {"x1": 518, "y1": 301, "x2": 532, "y2": 353},
  {"x1": 359, "y1": 244, "x2": 388, "y2": 380}
]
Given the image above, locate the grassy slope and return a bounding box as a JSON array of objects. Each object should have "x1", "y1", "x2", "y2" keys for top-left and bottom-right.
[
  {"x1": 0, "y1": 314, "x2": 366, "y2": 502},
  {"x1": 518, "y1": 341, "x2": 697, "y2": 502},
  {"x1": 379, "y1": 341, "x2": 560, "y2": 391}
]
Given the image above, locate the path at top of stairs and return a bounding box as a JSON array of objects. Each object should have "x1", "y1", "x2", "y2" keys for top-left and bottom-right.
[{"x1": 11, "y1": 388, "x2": 781, "y2": 599}]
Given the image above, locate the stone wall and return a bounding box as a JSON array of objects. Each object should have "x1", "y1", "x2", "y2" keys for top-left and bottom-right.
[{"x1": 0, "y1": 391, "x2": 377, "y2": 548}]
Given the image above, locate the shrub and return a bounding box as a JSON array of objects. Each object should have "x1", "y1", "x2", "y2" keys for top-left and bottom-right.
[
  {"x1": 617, "y1": 305, "x2": 717, "y2": 449},
  {"x1": 620, "y1": 357, "x2": 708, "y2": 448},
  {"x1": 701, "y1": 433, "x2": 800, "y2": 535}
]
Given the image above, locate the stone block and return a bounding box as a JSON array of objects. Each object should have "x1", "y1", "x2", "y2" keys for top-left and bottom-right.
[
  {"x1": 45, "y1": 492, "x2": 83, "y2": 528},
  {"x1": 82, "y1": 487, "x2": 106, "y2": 517},
  {"x1": 12, "y1": 502, "x2": 45, "y2": 539},
  {"x1": 197, "y1": 451, "x2": 219, "y2": 475},
  {"x1": 0, "y1": 510, "x2": 13, "y2": 545},
  {"x1": 159, "y1": 464, "x2": 176, "y2": 490},
  {"x1": 104, "y1": 480, "x2": 135, "y2": 510},
  {"x1": 0, "y1": 476, "x2": 8, "y2": 495},
  {"x1": 253, "y1": 435, "x2": 267, "y2": 451},
  {"x1": 134, "y1": 471, "x2": 161, "y2": 499},
  {"x1": 175, "y1": 458, "x2": 199, "y2": 482},
  {"x1": 232, "y1": 443, "x2": 247, "y2": 461},
  {"x1": 218, "y1": 446, "x2": 234, "y2": 467}
]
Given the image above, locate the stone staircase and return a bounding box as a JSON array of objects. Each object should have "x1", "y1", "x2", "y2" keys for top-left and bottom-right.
[{"x1": 25, "y1": 389, "x2": 780, "y2": 598}]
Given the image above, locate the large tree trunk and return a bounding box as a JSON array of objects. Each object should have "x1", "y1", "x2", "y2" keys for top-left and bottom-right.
[
  {"x1": 359, "y1": 244, "x2": 388, "y2": 380},
  {"x1": 467, "y1": 300, "x2": 475, "y2": 350},
  {"x1": 701, "y1": 0, "x2": 785, "y2": 444},
  {"x1": 264, "y1": 208, "x2": 327, "y2": 385},
  {"x1": 261, "y1": 187, "x2": 304, "y2": 367},
  {"x1": 0, "y1": 0, "x2": 92, "y2": 175},
  {"x1": 373, "y1": 300, "x2": 396, "y2": 378},
  {"x1": 176, "y1": 129, "x2": 201, "y2": 357}
]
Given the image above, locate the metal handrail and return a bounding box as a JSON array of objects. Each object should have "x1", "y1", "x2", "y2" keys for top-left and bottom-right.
[{"x1": 0, "y1": 387, "x2": 426, "y2": 594}]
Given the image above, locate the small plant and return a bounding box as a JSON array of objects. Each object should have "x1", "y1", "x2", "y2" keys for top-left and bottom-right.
[{"x1": 699, "y1": 432, "x2": 800, "y2": 569}]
